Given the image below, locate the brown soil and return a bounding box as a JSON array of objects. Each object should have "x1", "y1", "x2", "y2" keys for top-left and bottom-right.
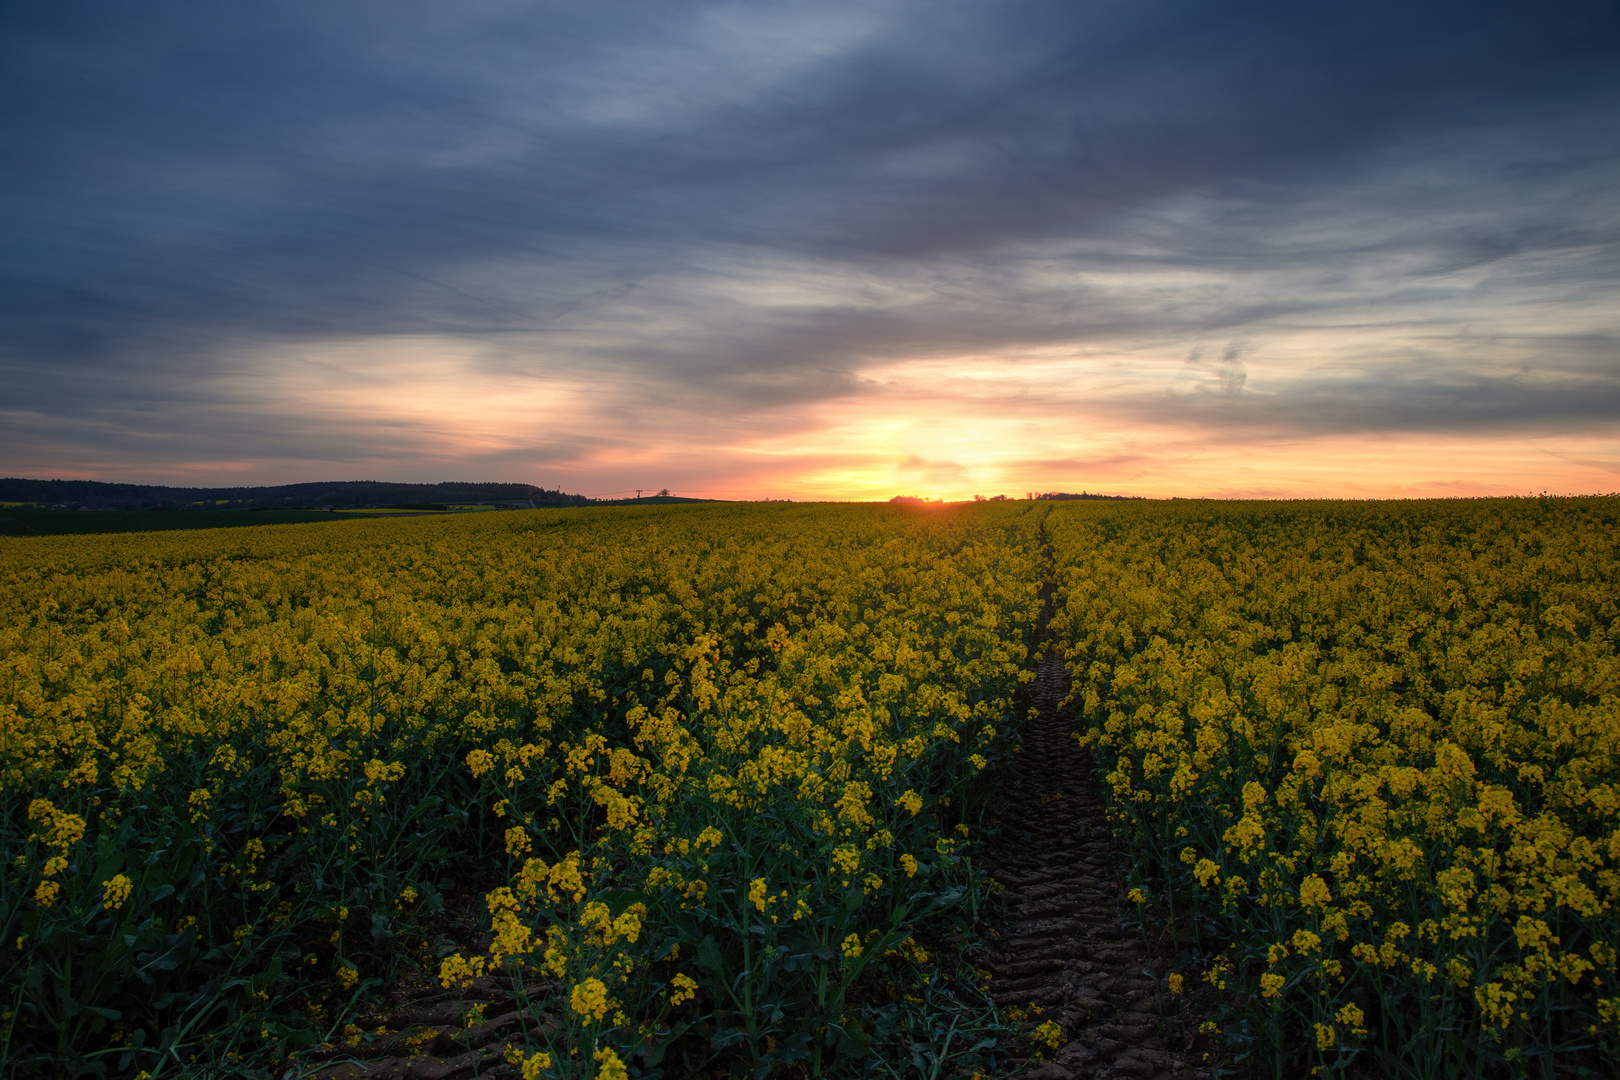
[
  {"x1": 976, "y1": 641, "x2": 1214, "y2": 1080},
  {"x1": 305, "y1": 970, "x2": 538, "y2": 1079}
]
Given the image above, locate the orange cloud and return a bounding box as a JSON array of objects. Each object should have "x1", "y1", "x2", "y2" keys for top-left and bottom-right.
[{"x1": 13, "y1": 331, "x2": 1611, "y2": 501}]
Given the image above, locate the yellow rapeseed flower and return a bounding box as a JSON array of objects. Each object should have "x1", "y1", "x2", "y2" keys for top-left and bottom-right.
[
  {"x1": 570, "y1": 977, "x2": 610, "y2": 1021},
  {"x1": 100, "y1": 874, "x2": 133, "y2": 911}
]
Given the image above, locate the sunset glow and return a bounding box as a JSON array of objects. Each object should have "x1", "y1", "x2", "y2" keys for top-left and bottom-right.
[{"x1": 3, "y1": 2, "x2": 1616, "y2": 498}]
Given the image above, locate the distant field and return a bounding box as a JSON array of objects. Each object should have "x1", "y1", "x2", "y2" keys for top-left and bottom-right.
[
  {"x1": 592, "y1": 495, "x2": 718, "y2": 505},
  {"x1": 0, "y1": 502, "x2": 703, "y2": 537},
  {"x1": 0, "y1": 508, "x2": 345, "y2": 537}
]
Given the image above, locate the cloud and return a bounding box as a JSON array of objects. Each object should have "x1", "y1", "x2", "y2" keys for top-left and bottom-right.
[{"x1": 1, "y1": 0, "x2": 1617, "y2": 495}]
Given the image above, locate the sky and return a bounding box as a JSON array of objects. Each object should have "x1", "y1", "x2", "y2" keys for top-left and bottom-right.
[{"x1": 3, "y1": 0, "x2": 1619, "y2": 501}]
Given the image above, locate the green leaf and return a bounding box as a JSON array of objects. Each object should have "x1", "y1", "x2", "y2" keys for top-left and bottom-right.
[
  {"x1": 641, "y1": 1018, "x2": 695, "y2": 1066},
  {"x1": 697, "y1": 934, "x2": 725, "y2": 974}
]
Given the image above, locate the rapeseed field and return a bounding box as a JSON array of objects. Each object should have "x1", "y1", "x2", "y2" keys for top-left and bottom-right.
[
  {"x1": 1052, "y1": 497, "x2": 1620, "y2": 1076},
  {"x1": 5, "y1": 497, "x2": 1616, "y2": 1078},
  {"x1": 2, "y1": 503, "x2": 1043, "y2": 1078}
]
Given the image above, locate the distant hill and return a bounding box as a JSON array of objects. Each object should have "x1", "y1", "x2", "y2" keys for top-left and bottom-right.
[{"x1": 0, "y1": 478, "x2": 592, "y2": 511}]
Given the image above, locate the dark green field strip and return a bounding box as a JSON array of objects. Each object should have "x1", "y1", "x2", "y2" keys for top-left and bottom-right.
[{"x1": 0, "y1": 509, "x2": 346, "y2": 537}]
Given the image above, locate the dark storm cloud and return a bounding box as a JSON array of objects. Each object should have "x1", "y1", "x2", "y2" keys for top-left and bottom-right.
[
  {"x1": 1157, "y1": 345, "x2": 1620, "y2": 434},
  {"x1": 2, "y1": 0, "x2": 1618, "y2": 472}
]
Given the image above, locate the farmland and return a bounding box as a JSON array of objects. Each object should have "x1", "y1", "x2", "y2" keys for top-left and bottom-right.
[
  {"x1": 0, "y1": 509, "x2": 347, "y2": 539},
  {"x1": 1, "y1": 502, "x2": 1042, "y2": 1079},
  {"x1": 1053, "y1": 497, "x2": 1620, "y2": 1077},
  {"x1": 3, "y1": 497, "x2": 1617, "y2": 1078}
]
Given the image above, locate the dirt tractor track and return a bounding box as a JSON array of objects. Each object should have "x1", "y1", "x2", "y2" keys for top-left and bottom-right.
[{"x1": 978, "y1": 644, "x2": 1210, "y2": 1080}]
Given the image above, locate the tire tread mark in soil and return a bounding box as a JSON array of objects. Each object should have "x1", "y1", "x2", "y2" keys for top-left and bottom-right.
[{"x1": 980, "y1": 571, "x2": 1210, "y2": 1080}]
